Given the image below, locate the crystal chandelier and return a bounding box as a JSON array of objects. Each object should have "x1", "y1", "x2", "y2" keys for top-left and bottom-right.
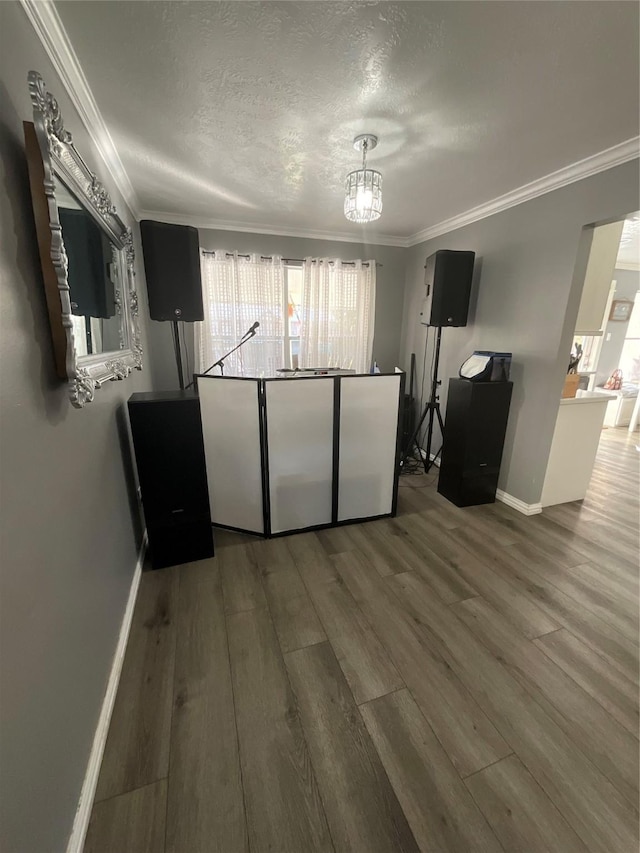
[{"x1": 344, "y1": 134, "x2": 382, "y2": 223}]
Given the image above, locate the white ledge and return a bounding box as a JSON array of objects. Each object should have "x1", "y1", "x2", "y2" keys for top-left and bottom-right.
[{"x1": 560, "y1": 390, "x2": 616, "y2": 406}]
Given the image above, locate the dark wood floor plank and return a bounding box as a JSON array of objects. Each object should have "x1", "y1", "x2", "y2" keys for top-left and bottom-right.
[
  {"x1": 411, "y1": 516, "x2": 560, "y2": 638},
  {"x1": 251, "y1": 534, "x2": 327, "y2": 654},
  {"x1": 342, "y1": 523, "x2": 400, "y2": 576},
  {"x1": 261, "y1": 561, "x2": 327, "y2": 653},
  {"x1": 360, "y1": 688, "x2": 503, "y2": 853},
  {"x1": 333, "y1": 550, "x2": 512, "y2": 778},
  {"x1": 448, "y1": 524, "x2": 639, "y2": 683},
  {"x1": 389, "y1": 515, "x2": 479, "y2": 603},
  {"x1": 544, "y1": 503, "x2": 639, "y2": 562},
  {"x1": 220, "y1": 542, "x2": 267, "y2": 615},
  {"x1": 316, "y1": 525, "x2": 354, "y2": 556},
  {"x1": 360, "y1": 518, "x2": 430, "y2": 576},
  {"x1": 535, "y1": 628, "x2": 639, "y2": 738},
  {"x1": 464, "y1": 755, "x2": 588, "y2": 853},
  {"x1": 461, "y1": 504, "x2": 523, "y2": 547},
  {"x1": 567, "y1": 558, "x2": 639, "y2": 603},
  {"x1": 388, "y1": 571, "x2": 639, "y2": 853},
  {"x1": 165, "y1": 560, "x2": 247, "y2": 853},
  {"x1": 488, "y1": 503, "x2": 588, "y2": 568},
  {"x1": 84, "y1": 779, "x2": 167, "y2": 853},
  {"x1": 506, "y1": 541, "x2": 638, "y2": 642},
  {"x1": 453, "y1": 596, "x2": 639, "y2": 807},
  {"x1": 302, "y1": 573, "x2": 404, "y2": 704},
  {"x1": 95, "y1": 568, "x2": 178, "y2": 801},
  {"x1": 285, "y1": 642, "x2": 419, "y2": 853},
  {"x1": 227, "y1": 606, "x2": 333, "y2": 853},
  {"x1": 524, "y1": 513, "x2": 639, "y2": 580},
  {"x1": 286, "y1": 532, "x2": 342, "y2": 586}
]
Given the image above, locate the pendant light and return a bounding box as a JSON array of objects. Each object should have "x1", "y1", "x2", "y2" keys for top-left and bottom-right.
[{"x1": 344, "y1": 134, "x2": 382, "y2": 223}]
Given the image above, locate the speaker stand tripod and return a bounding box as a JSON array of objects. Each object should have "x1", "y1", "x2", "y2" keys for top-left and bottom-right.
[
  {"x1": 403, "y1": 325, "x2": 445, "y2": 474},
  {"x1": 172, "y1": 321, "x2": 185, "y2": 390}
]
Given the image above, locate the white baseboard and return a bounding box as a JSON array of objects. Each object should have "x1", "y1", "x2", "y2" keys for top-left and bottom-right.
[
  {"x1": 496, "y1": 489, "x2": 542, "y2": 516},
  {"x1": 66, "y1": 532, "x2": 147, "y2": 853}
]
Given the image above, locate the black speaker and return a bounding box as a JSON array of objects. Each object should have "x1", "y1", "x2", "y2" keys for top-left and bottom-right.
[
  {"x1": 128, "y1": 391, "x2": 214, "y2": 569},
  {"x1": 438, "y1": 379, "x2": 513, "y2": 507},
  {"x1": 140, "y1": 220, "x2": 204, "y2": 321},
  {"x1": 422, "y1": 249, "x2": 475, "y2": 327}
]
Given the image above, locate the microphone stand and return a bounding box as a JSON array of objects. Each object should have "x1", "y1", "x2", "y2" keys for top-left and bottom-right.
[
  {"x1": 185, "y1": 329, "x2": 257, "y2": 389},
  {"x1": 202, "y1": 330, "x2": 257, "y2": 377}
]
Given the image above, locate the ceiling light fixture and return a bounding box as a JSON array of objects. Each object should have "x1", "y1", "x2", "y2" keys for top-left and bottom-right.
[{"x1": 344, "y1": 134, "x2": 382, "y2": 224}]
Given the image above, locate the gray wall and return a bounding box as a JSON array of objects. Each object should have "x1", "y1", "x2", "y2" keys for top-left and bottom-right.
[
  {"x1": 148, "y1": 228, "x2": 406, "y2": 389},
  {"x1": 400, "y1": 159, "x2": 639, "y2": 506},
  {"x1": 595, "y1": 267, "x2": 640, "y2": 386},
  {"x1": 0, "y1": 3, "x2": 154, "y2": 851}
]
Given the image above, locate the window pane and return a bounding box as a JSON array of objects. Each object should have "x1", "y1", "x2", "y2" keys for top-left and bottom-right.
[
  {"x1": 573, "y1": 335, "x2": 599, "y2": 372},
  {"x1": 619, "y1": 339, "x2": 640, "y2": 383},
  {"x1": 287, "y1": 267, "x2": 303, "y2": 338},
  {"x1": 626, "y1": 290, "x2": 640, "y2": 338}
]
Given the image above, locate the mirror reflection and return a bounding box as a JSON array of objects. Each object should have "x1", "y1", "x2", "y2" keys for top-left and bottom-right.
[{"x1": 55, "y1": 176, "x2": 124, "y2": 356}]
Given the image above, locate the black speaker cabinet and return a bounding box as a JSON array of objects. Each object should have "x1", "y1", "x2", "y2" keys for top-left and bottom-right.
[
  {"x1": 128, "y1": 391, "x2": 214, "y2": 569},
  {"x1": 140, "y1": 220, "x2": 204, "y2": 321},
  {"x1": 423, "y1": 249, "x2": 475, "y2": 327},
  {"x1": 438, "y1": 379, "x2": 513, "y2": 507}
]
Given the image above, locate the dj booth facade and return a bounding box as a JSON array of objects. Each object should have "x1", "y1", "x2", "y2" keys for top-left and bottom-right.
[{"x1": 196, "y1": 372, "x2": 405, "y2": 537}]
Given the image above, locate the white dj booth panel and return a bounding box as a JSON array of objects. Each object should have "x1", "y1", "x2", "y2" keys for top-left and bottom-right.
[
  {"x1": 338, "y1": 374, "x2": 402, "y2": 522},
  {"x1": 265, "y1": 378, "x2": 334, "y2": 534},
  {"x1": 198, "y1": 372, "x2": 403, "y2": 537},
  {"x1": 198, "y1": 377, "x2": 265, "y2": 534}
]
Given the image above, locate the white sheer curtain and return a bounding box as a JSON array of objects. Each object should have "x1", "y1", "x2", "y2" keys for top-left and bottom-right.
[
  {"x1": 299, "y1": 258, "x2": 376, "y2": 374},
  {"x1": 195, "y1": 251, "x2": 285, "y2": 377}
]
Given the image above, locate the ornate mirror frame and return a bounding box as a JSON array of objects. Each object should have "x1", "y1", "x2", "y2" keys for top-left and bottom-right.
[{"x1": 25, "y1": 70, "x2": 142, "y2": 408}]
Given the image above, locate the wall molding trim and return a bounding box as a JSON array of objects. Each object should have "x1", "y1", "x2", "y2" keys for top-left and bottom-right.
[
  {"x1": 19, "y1": 0, "x2": 139, "y2": 216},
  {"x1": 65, "y1": 533, "x2": 147, "y2": 853},
  {"x1": 496, "y1": 489, "x2": 543, "y2": 516},
  {"x1": 136, "y1": 208, "x2": 408, "y2": 247},
  {"x1": 406, "y1": 137, "x2": 640, "y2": 247},
  {"x1": 615, "y1": 261, "x2": 640, "y2": 271}
]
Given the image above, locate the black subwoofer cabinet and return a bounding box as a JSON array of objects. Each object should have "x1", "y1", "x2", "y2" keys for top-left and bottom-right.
[
  {"x1": 128, "y1": 391, "x2": 214, "y2": 569},
  {"x1": 438, "y1": 379, "x2": 513, "y2": 507}
]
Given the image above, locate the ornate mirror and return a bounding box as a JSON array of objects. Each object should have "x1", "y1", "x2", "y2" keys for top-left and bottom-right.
[{"x1": 24, "y1": 70, "x2": 142, "y2": 408}]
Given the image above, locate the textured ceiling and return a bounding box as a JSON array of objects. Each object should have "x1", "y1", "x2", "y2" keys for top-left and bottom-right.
[{"x1": 54, "y1": 1, "x2": 639, "y2": 241}]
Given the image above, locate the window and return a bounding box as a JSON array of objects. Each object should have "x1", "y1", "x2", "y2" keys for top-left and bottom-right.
[
  {"x1": 285, "y1": 266, "x2": 302, "y2": 370},
  {"x1": 618, "y1": 290, "x2": 640, "y2": 383},
  {"x1": 196, "y1": 253, "x2": 375, "y2": 376}
]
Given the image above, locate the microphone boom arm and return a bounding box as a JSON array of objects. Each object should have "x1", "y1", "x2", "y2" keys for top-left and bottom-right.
[{"x1": 201, "y1": 329, "x2": 257, "y2": 378}]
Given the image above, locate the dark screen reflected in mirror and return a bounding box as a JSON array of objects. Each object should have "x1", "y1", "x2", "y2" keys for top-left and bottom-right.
[{"x1": 55, "y1": 177, "x2": 124, "y2": 356}]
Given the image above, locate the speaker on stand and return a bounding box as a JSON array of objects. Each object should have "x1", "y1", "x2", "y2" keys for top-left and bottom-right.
[
  {"x1": 140, "y1": 219, "x2": 204, "y2": 390},
  {"x1": 403, "y1": 250, "x2": 476, "y2": 473}
]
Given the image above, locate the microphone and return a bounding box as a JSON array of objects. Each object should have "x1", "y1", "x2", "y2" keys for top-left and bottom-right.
[{"x1": 242, "y1": 321, "x2": 260, "y2": 339}]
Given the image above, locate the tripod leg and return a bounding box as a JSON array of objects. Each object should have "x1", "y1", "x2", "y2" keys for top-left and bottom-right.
[
  {"x1": 402, "y1": 403, "x2": 430, "y2": 464},
  {"x1": 426, "y1": 403, "x2": 446, "y2": 470}
]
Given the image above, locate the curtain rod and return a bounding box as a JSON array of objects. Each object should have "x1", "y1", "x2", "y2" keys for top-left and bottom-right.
[{"x1": 201, "y1": 251, "x2": 381, "y2": 267}]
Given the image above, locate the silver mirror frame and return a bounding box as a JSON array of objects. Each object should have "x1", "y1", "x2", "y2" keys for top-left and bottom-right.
[{"x1": 28, "y1": 70, "x2": 142, "y2": 408}]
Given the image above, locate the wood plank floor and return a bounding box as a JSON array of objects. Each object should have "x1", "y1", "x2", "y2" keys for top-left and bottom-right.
[{"x1": 85, "y1": 426, "x2": 639, "y2": 852}]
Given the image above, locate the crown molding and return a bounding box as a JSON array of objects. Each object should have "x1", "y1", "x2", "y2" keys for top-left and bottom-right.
[
  {"x1": 20, "y1": 0, "x2": 638, "y2": 251},
  {"x1": 136, "y1": 209, "x2": 409, "y2": 247},
  {"x1": 406, "y1": 137, "x2": 640, "y2": 247},
  {"x1": 20, "y1": 0, "x2": 139, "y2": 217}
]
